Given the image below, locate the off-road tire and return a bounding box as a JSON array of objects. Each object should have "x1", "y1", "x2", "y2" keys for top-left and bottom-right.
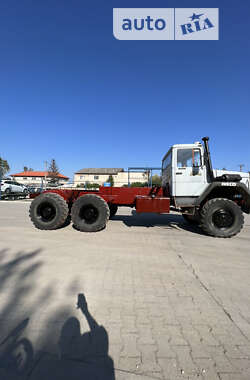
[
  {"x1": 109, "y1": 204, "x2": 118, "y2": 219},
  {"x1": 71, "y1": 194, "x2": 110, "y2": 232},
  {"x1": 29, "y1": 193, "x2": 69, "y2": 230},
  {"x1": 182, "y1": 214, "x2": 200, "y2": 225},
  {"x1": 200, "y1": 198, "x2": 244, "y2": 238}
]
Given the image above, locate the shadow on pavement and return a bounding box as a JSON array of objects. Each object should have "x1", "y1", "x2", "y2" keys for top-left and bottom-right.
[
  {"x1": 0, "y1": 318, "x2": 33, "y2": 375},
  {"x1": 0, "y1": 250, "x2": 115, "y2": 380},
  {"x1": 112, "y1": 210, "x2": 205, "y2": 236},
  {"x1": 0, "y1": 295, "x2": 115, "y2": 380},
  {"x1": 45, "y1": 293, "x2": 115, "y2": 380}
]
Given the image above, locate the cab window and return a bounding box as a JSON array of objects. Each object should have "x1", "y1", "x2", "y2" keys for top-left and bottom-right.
[
  {"x1": 177, "y1": 149, "x2": 201, "y2": 168},
  {"x1": 163, "y1": 152, "x2": 172, "y2": 170}
]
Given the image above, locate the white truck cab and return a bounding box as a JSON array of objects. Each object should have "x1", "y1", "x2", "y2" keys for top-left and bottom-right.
[
  {"x1": 161, "y1": 137, "x2": 250, "y2": 237},
  {"x1": 162, "y1": 139, "x2": 250, "y2": 208},
  {"x1": 162, "y1": 141, "x2": 208, "y2": 206}
]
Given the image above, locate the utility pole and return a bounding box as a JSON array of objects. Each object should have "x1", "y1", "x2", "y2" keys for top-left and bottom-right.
[
  {"x1": 238, "y1": 164, "x2": 245, "y2": 172},
  {"x1": 44, "y1": 160, "x2": 48, "y2": 190}
]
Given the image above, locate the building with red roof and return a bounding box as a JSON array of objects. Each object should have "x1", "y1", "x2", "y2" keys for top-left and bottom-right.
[{"x1": 11, "y1": 171, "x2": 69, "y2": 186}]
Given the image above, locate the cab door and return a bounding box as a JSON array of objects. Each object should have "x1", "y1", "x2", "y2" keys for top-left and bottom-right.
[{"x1": 173, "y1": 148, "x2": 207, "y2": 197}]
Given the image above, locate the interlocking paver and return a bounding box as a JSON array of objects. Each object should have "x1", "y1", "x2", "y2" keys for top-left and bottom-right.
[
  {"x1": 1, "y1": 204, "x2": 250, "y2": 379},
  {"x1": 206, "y1": 346, "x2": 238, "y2": 373},
  {"x1": 137, "y1": 325, "x2": 155, "y2": 345},
  {"x1": 158, "y1": 357, "x2": 181, "y2": 379},
  {"x1": 194, "y1": 357, "x2": 219, "y2": 379},
  {"x1": 120, "y1": 333, "x2": 140, "y2": 357},
  {"x1": 167, "y1": 325, "x2": 188, "y2": 346},
  {"x1": 138, "y1": 344, "x2": 162, "y2": 373}
]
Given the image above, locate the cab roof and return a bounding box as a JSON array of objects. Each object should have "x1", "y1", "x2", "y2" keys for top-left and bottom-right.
[{"x1": 171, "y1": 142, "x2": 203, "y2": 148}]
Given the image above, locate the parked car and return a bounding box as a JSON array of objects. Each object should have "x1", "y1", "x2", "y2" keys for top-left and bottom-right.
[
  {"x1": 0, "y1": 180, "x2": 28, "y2": 194},
  {"x1": 27, "y1": 186, "x2": 43, "y2": 194}
]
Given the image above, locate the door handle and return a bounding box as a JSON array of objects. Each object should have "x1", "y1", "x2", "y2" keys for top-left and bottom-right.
[{"x1": 176, "y1": 172, "x2": 183, "y2": 175}]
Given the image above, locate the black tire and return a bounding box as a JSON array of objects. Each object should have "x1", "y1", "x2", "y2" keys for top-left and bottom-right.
[
  {"x1": 71, "y1": 194, "x2": 110, "y2": 232},
  {"x1": 200, "y1": 198, "x2": 244, "y2": 238},
  {"x1": 29, "y1": 193, "x2": 69, "y2": 230},
  {"x1": 182, "y1": 214, "x2": 200, "y2": 225},
  {"x1": 109, "y1": 204, "x2": 118, "y2": 219},
  {"x1": 23, "y1": 188, "x2": 28, "y2": 195},
  {"x1": 5, "y1": 188, "x2": 11, "y2": 194}
]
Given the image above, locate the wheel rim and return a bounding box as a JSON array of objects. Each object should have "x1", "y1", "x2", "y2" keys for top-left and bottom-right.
[
  {"x1": 37, "y1": 202, "x2": 56, "y2": 222},
  {"x1": 79, "y1": 204, "x2": 99, "y2": 224},
  {"x1": 212, "y1": 208, "x2": 235, "y2": 229}
]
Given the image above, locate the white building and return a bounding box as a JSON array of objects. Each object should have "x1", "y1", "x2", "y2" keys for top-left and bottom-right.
[
  {"x1": 11, "y1": 171, "x2": 69, "y2": 186},
  {"x1": 74, "y1": 168, "x2": 147, "y2": 187}
]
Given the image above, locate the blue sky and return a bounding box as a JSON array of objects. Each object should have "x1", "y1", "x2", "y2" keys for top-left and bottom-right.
[{"x1": 0, "y1": 0, "x2": 249, "y2": 180}]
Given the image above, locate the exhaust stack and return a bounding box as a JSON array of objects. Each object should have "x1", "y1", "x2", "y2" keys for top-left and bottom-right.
[{"x1": 202, "y1": 137, "x2": 214, "y2": 181}]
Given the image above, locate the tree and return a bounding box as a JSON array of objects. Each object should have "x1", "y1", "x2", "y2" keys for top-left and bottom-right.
[
  {"x1": 85, "y1": 183, "x2": 99, "y2": 190},
  {"x1": 48, "y1": 159, "x2": 59, "y2": 183},
  {"x1": 106, "y1": 175, "x2": 114, "y2": 187},
  {"x1": 24, "y1": 166, "x2": 33, "y2": 172},
  {"x1": 151, "y1": 174, "x2": 162, "y2": 186},
  {"x1": 130, "y1": 182, "x2": 148, "y2": 187},
  {"x1": 0, "y1": 157, "x2": 10, "y2": 178}
]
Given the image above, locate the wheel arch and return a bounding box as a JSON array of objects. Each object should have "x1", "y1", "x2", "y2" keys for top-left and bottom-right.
[{"x1": 195, "y1": 182, "x2": 250, "y2": 214}]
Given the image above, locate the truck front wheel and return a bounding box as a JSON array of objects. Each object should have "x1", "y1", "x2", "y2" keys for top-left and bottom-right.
[
  {"x1": 200, "y1": 198, "x2": 244, "y2": 238},
  {"x1": 71, "y1": 194, "x2": 110, "y2": 232},
  {"x1": 29, "y1": 193, "x2": 69, "y2": 230}
]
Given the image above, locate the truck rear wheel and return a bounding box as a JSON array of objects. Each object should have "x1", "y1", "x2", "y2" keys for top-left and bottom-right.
[
  {"x1": 200, "y1": 198, "x2": 244, "y2": 238},
  {"x1": 71, "y1": 194, "x2": 110, "y2": 232},
  {"x1": 109, "y1": 204, "x2": 118, "y2": 219},
  {"x1": 29, "y1": 193, "x2": 69, "y2": 230}
]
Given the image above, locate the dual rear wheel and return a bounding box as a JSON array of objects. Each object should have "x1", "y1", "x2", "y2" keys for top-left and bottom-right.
[
  {"x1": 71, "y1": 195, "x2": 110, "y2": 232},
  {"x1": 29, "y1": 193, "x2": 69, "y2": 230},
  {"x1": 29, "y1": 193, "x2": 112, "y2": 232}
]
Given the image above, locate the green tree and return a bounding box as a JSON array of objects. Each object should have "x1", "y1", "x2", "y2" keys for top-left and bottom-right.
[
  {"x1": 106, "y1": 175, "x2": 114, "y2": 187},
  {"x1": 48, "y1": 159, "x2": 59, "y2": 183},
  {"x1": 130, "y1": 182, "x2": 148, "y2": 187},
  {"x1": 151, "y1": 174, "x2": 162, "y2": 186},
  {"x1": 24, "y1": 166, "x2": 33, "y2": 172},
  {"x1": 86, "y1": 183, "x2": 99, "y2": 189},
  {"x1": 0, "y1": 157, "x2": 10, "y2": 178}
]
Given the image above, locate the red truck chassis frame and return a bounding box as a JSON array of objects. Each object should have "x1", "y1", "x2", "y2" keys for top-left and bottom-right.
[{"x1": 31, "y1": 186, "x2": 170, "y2": 214}]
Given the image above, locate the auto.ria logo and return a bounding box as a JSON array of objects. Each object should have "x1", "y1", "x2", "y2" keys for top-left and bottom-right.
[{"x1": 113, "y1": 8, "x2": 219, "y2": 40}]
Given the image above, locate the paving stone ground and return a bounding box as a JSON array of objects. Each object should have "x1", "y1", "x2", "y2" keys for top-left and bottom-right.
[{"x1": 0, "y1": 201, "x2": 250, "y2": 379}]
